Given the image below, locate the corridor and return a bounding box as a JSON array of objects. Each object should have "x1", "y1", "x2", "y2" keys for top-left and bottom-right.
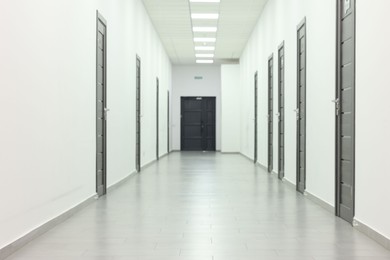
[{"x1": 5, "y1": 153, "x2": 390, "y2": 260}]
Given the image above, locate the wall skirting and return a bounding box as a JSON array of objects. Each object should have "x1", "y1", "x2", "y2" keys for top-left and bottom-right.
[
  {"x1": 0, "y1": 170, "x2": 138, "y2": 260},
  {"x1": 253, "y1": 161, "x2": 390, "y2": 252},
  {"x1": 108, "y1": 171, "x2": 137, "y2": 192},
  {"x1": 281, "y1": 177, "x2": 297, "y2": 190},
  {"x1": 240, "y1": 153, "x2": 254, "y2": 163},
  {"x1": 256, "y1": 162, "x2": 268, "y2": 172},
  {"x1": 354, "y1": 219, "x2": 390, "y2": 250},
  {"x1": 305, "y1": 191, "x2": 335, "y2": 214},
  {"x1": 0, "y1": 195, "x2": 96, "y2": 260}
]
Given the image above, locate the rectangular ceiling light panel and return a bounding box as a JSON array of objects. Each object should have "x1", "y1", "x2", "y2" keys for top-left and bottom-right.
[
  {"x1": 194, "y1": 37, "x2": 216, "y2": 42},
  {"x1": 196, "y1": 60, "x2": 214, "y2": 64},
  {"x1": 190, "y1": 0, "x2": 220, "y2": 3},
  {"x1": 196, "y1": 53, "x2": 215, "y2": 58},
  {"x1": 193, "y1": 27, "x2": 218, "y2": 32},
  {"x1": 195, "y1": 46, "x2": 215, "y2": 51},
  {"x1": 191, "y1": 13, "x2": 219, "y2": 19}
]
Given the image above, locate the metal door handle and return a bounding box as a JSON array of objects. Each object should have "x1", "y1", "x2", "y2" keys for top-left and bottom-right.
[
  {"x1": 104, "y1": 108, "x2": 110, "y2": 119},
  {"x1": 294, "y1": 109, "x2": 299, "y2": 120},
  {"x1": 332, "y1": 98, "x2": 340, "y2": 116}
]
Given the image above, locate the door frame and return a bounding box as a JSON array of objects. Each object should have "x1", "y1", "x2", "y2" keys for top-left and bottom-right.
[
  {"x1": 136, "y1": 55, "x2": 141, "y2": 172},
  {"x1": 335, "y1": 0, "x2": 356, "y2": 222},
  {"x1": 278, "y1": 41, "x2": 285, "y2": 180},
  {"x1": 254, "y1": 71, "x2": 258, "y2": 163},
  {"x1": 296, "y1": 17, "x2": 307, "y2": 193},
  {"x1": 96, "y1": 11, "x2": 107, "y2": 197},
  {"x1": 268, "y1": 54, "x2": 274, "y2": 173}
]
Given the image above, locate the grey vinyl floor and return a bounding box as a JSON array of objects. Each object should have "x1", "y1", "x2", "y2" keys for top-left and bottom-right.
[{"x1": 5, "y1": 152, "x2": 390, "y2": 260}]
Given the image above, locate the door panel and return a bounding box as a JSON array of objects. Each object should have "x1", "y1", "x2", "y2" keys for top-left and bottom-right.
[
  {"x1": 254, "y1": 72, "x2": 258, "y2": 163},
  {"x1": 96, "y1": 12, "x2": 107, "y2": 197},
  {"x1": 341, "y1": 64, "x2": 353, "y2": 87},
  {"x1": 342, "y1": 15, "x2": 353, "y2": 40},
  {"x1": 341, "y1": 39, "x2": 353, "y2": 64},
  {"x1": 167, "y1": 91, "x2": 170, "y2": 153},
  {"x1": 181, "y1": 97, "x2": 216, "y2": 151},
  {"x1": 296, "y1": 18, "x2": 306, "y2": 194},
  {"x1": 136, "y1": 56, "x2": 141, "y2": 172},
  {"x1": 156, "y1": 78, "x2": 159, "y2": 160},
  {"x1": 268, "y1": 56, "x2": 274, "y2": 173},
  {"x1": 278, "y1": 42, "x2": 285, "y2": 180},
  {"x1": 336, "y1": 0, "x2": 355, "y2": 224}
]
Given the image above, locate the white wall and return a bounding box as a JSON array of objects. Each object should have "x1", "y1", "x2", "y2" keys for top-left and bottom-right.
[
  {"x1": 355, "y1": 0, "x2": 390, "y2": 240},
  {"x1": 0, "y1": 0, "x2": 171, "y2": 249},
  {"x1": 171, "y1": 65, "x2": 221, "y2": 151},
  {"x1": 239, "y1": 0, "x2": 336, "y2": 205},
  {"x1": 221, "y1": 65, "x2": 241, "y2": 153}
]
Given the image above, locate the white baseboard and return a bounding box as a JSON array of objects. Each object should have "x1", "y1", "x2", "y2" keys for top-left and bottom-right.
[
  {"x1": 281, "y1": 177, "x2": 296, "y2": 190},
  {"x1": 0, "y1": 170, "x2": 139, "y2": 260},
  {"x1": 107, "y1": 171, "x2": 137, "y2": 192},
  {"x1": 305, "y1": 191, "x2": 335, "y2": 214},
  {"x1": 0, "y1": 195, "x2": 96, "y2": 260},
  {"x1": 354, "y1": 219, "x2": 390, "y2": 250},
  {"x1": 256, "y1": 162, "x2": 268, "y2": 172}
]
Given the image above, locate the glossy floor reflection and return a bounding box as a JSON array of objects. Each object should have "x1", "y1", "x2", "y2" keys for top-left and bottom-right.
[{"x1": 5, "y1": 152, "x2": 390, "y2": 260}]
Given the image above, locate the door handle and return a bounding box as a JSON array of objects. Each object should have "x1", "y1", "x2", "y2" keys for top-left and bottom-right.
[
  {"x1": 332, "y1": 98, "x2": 340, "y2": 116},
  {"x1": 294, "y1": 109, "x2": 299, "y2": 120},
  {"x1": 104, "y1": 108, "x2": 110, "y2": 120}
]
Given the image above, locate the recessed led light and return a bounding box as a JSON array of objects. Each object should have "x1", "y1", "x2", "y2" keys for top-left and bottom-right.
[
  {"x1": 195, "y1": 46, "x2": 215, "y2": 51},
  {"x1": 193, "y1": 27, "x2": 218, "y2": 32},
  {"x1": 190, "y1": 0, "x2": 220, "y2": 3},
  {"x1": 194, "y1": 37, "x2": 216, "y2": 43},
  {"x1": 191, "y1": 13, "x2": 219, "y2": 19},
  {"x1": 196, "y1": 53, "x2": 215, "y2": 58},
  {"x1": 196, "y1": 60, "x2": 214, "y2": 64}
]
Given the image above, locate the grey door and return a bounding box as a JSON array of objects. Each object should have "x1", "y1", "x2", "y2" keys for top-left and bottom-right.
[
  {"x1": 254, "y1": 72, "x2": 258, "y2": 163},
  {"x1": 136, "y1": 56, "x2": 141, "y2": 172},
  {"x1": 278, "y1": 42, "x2": 285, "y2": 180},
  {"x1": 296, "y1": 18, "x2": 306, "y2": 194},
  {"x1": 96, "y1": 12, "x2": 107, "y2": 197},
  {"x1": 156, "y1": 77, "x2": 159, "y2": 160},
  {"x1": 167, "y1": 90, "x2": 170, "y2": 154},
  {"x1": 336, "y1": 0, "x2": 355, "y2": 224},
  {"x1": 268, "y1": 55, "x2": 274, "y2": 173},
  {"x1": 181, "y1": 97, "x2": 216, "y2": 151}
]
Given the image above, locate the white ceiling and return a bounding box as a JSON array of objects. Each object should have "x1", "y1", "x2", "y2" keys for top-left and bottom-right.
[{"x1": 141, "y1": 0, "x2": 268, "y2": 64}]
